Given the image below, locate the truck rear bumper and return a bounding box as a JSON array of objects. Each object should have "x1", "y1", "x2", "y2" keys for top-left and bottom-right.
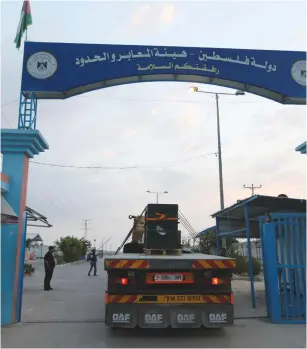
[{"x1": 105, "y1": 303, "x2": 234, "y2": 328}]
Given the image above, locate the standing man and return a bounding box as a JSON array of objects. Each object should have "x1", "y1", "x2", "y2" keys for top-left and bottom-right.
[
  {"x1": 44, "y1": 246, "x2": 55, "y2": 291},
  {"x1": 88, "y1": 248, "x2": 97, "y2": 276}
]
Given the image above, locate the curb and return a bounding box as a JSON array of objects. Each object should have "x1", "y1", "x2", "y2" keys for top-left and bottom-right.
[
  {"x1": 233, "y1": 274, "x2": 262, "y2": 282},
  {"x1": 56, "y1": 260, "x2": 87, "y2": 267}
]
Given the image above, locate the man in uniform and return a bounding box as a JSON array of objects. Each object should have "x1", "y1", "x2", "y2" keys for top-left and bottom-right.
[
  {"x1": 88, "y1": 248, "x2": 97, "y2": 276},
  {"x1": 44, "y1": 246, "x2": 55, "y2": 291}
]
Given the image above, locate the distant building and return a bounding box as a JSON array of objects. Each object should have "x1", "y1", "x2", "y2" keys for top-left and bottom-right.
[{"x1": 232, "y1": 240, "x2": 262, "y2": 261}]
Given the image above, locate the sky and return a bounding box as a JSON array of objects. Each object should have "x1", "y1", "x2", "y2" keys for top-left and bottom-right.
[{"x1": 1, "y1": 0, "x2": 306, "y2": 250}]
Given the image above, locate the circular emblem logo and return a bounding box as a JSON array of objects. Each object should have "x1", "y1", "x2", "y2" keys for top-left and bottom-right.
[
  {"x1": 26, "y1": 51, "x2": 58, "y2": 79},
  {"x1": 156, "y1": 225, "x2": 167, "y2": 236},
  {"x1": 291, "y1": 60, "x2": 306, "y2": 86}
]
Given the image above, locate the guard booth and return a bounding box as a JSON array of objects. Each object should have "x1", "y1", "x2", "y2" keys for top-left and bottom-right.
[{"x1": 212, "y1": 195, "x2": 306, "y2": 324}]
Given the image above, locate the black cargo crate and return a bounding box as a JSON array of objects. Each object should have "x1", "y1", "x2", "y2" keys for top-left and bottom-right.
[
  {"x1": 145, "y1": 204, "x2": 178, "y2": 220},
  {"x1": 144, "y1": 229, "x2": 181, "y2": 250},
  {"x1": 145, "y1": 220, "x2": 178, "y2": 232}
]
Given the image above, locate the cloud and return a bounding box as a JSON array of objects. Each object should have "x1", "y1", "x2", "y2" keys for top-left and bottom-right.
[
  {"x1": 130, "y1": 4, "x2": 152, "y2": 26},
  {"x1": 121, "y1": 126, "x2": 138, "y2": 137},
  {"x1": 130, "y1": 3, "x2": 175, "y2": 27},
  {"x1": 101, "y1": 149, "x2": 118, "y2": 158},
  {"x1": 159, "y1": 4, "x2": 176, "y2": 24}
]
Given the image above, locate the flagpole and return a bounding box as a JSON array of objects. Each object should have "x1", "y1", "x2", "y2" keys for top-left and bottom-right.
[{"x1": 25, "y1": 28, "x2": 28, "y2": 41}]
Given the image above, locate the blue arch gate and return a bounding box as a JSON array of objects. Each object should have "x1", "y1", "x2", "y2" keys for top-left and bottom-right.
[{"x1": 260, "y1": 213, "x2": 306, "y2": 324}]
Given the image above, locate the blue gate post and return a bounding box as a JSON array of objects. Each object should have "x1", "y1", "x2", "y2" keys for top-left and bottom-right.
[
  {"x1": 1, "y1": 129, "x2": 48, "y2": 325},
  {"x1": 259, "y1": 216, "x2": 270, "y2": 317},
  {"x1": 216, "y1": 217, "x2": 221, "y2": 253},
  {"x1": 16, "y1": 212, "x2": 28, "y2": 322},
  {"x1": 262, "y1": 221, "x2": 281, "y2": 323},
  {"x1": 244, "y1": 204, "x2": 256, "y2": 308}
]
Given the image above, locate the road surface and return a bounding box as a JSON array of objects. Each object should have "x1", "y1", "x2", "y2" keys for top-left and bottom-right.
[{"x1": 1, "y1": 258, "x2": 306, "y2": 348}]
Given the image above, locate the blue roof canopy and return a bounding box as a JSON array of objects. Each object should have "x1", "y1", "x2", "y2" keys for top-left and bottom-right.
[{"x1": 295, "y1": 141, "x2": 306, "y2": 154}]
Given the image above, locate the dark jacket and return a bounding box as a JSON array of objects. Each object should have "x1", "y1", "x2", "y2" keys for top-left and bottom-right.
[
  {"x1": 87, "y1": 252, "x2": 97, "y2": 262},
  {"x1": 44, "y1": 251, "x2": 55, "y2": 269}
]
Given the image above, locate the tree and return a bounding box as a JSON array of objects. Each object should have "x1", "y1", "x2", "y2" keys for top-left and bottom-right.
[
  {"x1": 79, "y1": 238, "x2": 92, "y2": 256},
  {"x1": 55, "y1": 236, "x2": 84, "y2": 263},
  {"x1": 194, "y1": 229, "x2": 238, "y2": 255},
  {"x1": 25, "y1": 238, "x2": 33, "y2": 249}
]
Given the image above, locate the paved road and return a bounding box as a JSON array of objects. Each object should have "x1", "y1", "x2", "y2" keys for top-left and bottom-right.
[{"x1": 1, "y1": 259, "x2": 306, "y2": 348}]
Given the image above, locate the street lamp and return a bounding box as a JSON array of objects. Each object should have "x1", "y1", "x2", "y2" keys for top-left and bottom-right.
[
  {"x1": 189, "y1": 86, "x2": 245, "y2": 210},
  {"x1": 146, "y1": 190, "x2": 168, "y2": 204}
]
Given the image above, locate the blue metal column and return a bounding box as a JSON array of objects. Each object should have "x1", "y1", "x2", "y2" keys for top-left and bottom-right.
[
  {"x1": 244, "y1": 204, "x2": 256, "y2": 308},
  {"x1": 216, "y1": 217, "x2": 220, "y2": 253},
  {"x1": 16, "y1": 212, "x2": 28, "y2": 322},
  {"x1": 262, "y1": 221, "x2": 281, "y2": 323},
  {"x1": 259, "y1": 216, "x2": 270, "y2": 317},
  {"x1": 1, "y1": 129, "x2": 48, "y2": 325}
]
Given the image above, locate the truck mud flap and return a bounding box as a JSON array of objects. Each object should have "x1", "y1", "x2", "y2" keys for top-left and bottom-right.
[
  {"x1": 202, "y1": 304, "x2": 234, "y2": 328},
  {"x1": 138, "y1": 306, "x2": 170, "y2": 328},
  {"x1": 105, "y1": 304, "x2": 137, "y2": 328},
  {"x1": 170, "y1": 306, "x2": 202, "y2": 328},
  {"x1": 106, "y1": 304, "x2": 234, "y2": 328}
]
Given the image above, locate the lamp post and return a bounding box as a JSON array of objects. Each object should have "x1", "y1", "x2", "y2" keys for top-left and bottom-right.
[
  {"x1": 146, "y1": 190, "x2": 168, "y2": 204},
  {"x1": 189, "y1": 87, "x2": 245, "y2": 210},
  {"x1": 189, "y1": 87, "x2": 245, "y2": 251}
]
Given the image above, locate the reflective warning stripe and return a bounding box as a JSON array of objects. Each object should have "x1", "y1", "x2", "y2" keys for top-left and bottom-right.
[
  {"x1": 147, "y1": 218, "x2": 177, "y2": 221},
  {"x1": 105, "y1": 259, "x2": 149, "y2": 269},
  {"x1": 192, "y1": 259, "x2": 235, "y2": 269},
  {"x1": 106, "y1": 294, "x2": 231, "y2": 304},
  {"x1": 108, "y1": 295, "x2": 138, "y2": 304}
]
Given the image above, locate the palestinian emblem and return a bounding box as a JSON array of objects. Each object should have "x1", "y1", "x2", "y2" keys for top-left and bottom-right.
[
  {"x1": 26, "y1": 51, "x2": 58, "y2": 79},
  {"x1": 291, "y1": 60, "x2": 306, "y2": 86}
]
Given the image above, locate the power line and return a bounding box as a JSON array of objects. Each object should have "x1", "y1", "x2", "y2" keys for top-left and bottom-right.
[
  {"x1": 0, "y1": 98, "x2": 19, "y2": 108},
  {"x1": 0, "y1": 95, "x2": 270, "y2": 110},
  {"x1": 29, "y1": 152, "x2": 217, "y2": 170}
]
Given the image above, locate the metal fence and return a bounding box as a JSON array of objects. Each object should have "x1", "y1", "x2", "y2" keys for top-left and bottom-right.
[{"x1": 260, "y1": 213, "x2": 306, "y2": 324}]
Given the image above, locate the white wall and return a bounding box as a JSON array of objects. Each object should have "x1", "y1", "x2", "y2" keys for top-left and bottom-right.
[{"x1": 233, "y1": 240, "x2": 262, "y2": 261}]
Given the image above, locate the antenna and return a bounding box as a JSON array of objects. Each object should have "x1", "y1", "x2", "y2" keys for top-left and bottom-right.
[{"x1": 243, "y1": 184, "x2": 262, "y2": 196}]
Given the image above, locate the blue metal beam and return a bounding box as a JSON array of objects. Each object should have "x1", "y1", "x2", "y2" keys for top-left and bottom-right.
[
  {"x1": 18, "y1": 93, "x2": 38, "y2": 130},
  {"x1": 244, "y1": 203, "x2": 256, "y2": 309},
  {"x1": 216, "y1": 228, "x2": 246, "y2": 237},
  {"x1": 211, "y1": 195, "x2": 259, "y2": 218},
  {"x1": 295, "y1": 141, "x2": 306, "y2": 155}
]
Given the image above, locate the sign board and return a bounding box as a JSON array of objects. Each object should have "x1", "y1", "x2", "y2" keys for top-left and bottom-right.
[{"x1": 21, "y1": 42, "x2": 306, "y2": 104}]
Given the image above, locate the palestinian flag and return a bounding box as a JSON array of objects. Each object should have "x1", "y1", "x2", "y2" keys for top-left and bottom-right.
[{"x1": 14, "y1": 0, "x2": 32, "y2": 49}]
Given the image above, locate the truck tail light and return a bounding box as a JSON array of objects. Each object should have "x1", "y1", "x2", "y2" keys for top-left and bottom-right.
[
  {"x1": 212, "y1": 277, "x2": 220, "y2": 285},
  {"x1": 121, "y1": 278, "x2": 128, "y2": 285}
]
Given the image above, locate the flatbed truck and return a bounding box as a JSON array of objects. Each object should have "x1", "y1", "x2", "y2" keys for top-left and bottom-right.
[{"x1": 104, "y1": 252, "x2": 236, "y2": 328}]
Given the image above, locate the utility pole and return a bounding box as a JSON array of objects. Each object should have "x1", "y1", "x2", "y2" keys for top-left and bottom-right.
[
  {"x1": 243, "y1": 184, "x2": 262, "y2": 196},
  {"x1": 83, "y1": 219, "x2": 90, "y2": 240}
]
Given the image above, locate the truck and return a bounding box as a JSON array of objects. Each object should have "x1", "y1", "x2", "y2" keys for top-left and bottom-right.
[{"x1": 104, "y1": 205, "x2": 236, "y2": 329}]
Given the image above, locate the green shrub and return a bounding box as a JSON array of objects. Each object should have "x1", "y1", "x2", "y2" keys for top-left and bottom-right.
[
  {"x1": 251, "y1": 257, "x2": 261, "y2": 276},
  {"x1": 24, "y1": 263, "x2": 35, "y2": 274},
  {"x1": 227, "y1": 249, "x2": 261, "y2": 276}
]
